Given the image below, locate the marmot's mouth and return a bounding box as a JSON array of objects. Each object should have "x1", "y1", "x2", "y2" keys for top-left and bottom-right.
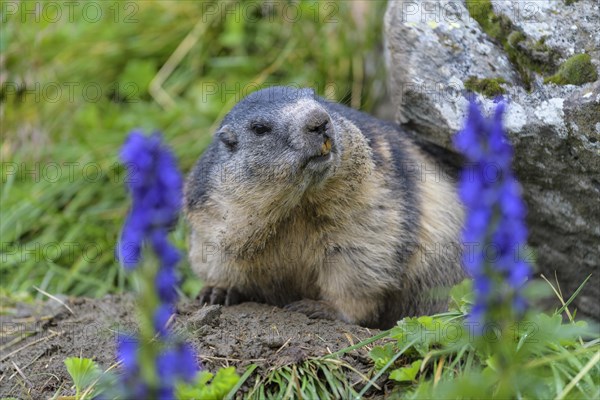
[
  {"x1": 307, "y1": 152, "x2": 332, "y2": 163},
  {"x1": 302, "y1": 151, "x2": 333, "y2": 169}
]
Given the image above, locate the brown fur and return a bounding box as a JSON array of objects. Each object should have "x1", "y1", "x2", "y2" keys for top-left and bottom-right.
[{"x1": 185, "y1": 88, "x2": 465, "y2": 328}]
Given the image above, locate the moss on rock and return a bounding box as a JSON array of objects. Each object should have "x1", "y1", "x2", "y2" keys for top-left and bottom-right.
[
  {"x1": 466, "y1": 0, "x2": 560, "y2": 90},
  {"x1": 507, "y1": 31, "x2": 525, "y2": 48},
  {"x1": 464, "y1": 76, "x2": 507, "y2": 97},
  {"x1": 544, "y1": 54, "x2": 598, "y2": 85}
]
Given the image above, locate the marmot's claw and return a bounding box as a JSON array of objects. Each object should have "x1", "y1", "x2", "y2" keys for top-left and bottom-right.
[
  {"x1": 284, "y1": 299, "x2": 339, "y2": 321},
  {"x1": 198, "y1": 286, "x2": 242, "y2": 306},
  {"x1": 198, "y1": 286, "x2": 213, "y2": 304},
  {"x1": 210, "y1": 287, "x2": 226, "y2": 305},
  {"x1": 225, "y1": 287, "x2": 241, "y2": 306}
]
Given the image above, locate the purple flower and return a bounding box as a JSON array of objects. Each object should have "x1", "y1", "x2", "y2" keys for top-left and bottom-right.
[
  {"x1": 150, "y1": 230, "x2": 181, "y2": 270},
  {"x1": 155, "y1": 344, "x2": 198, "y2": 395},
  {"x1": 116, "y1": 334, "x2": 139, "y2": 377},
  {"x1": 116, "y1": 131, "x2": 183, "y2": 312},
  {"x1": 176, "y1": 343, "x2": 200, "y2": 382},
  {"x1": 157, "y1": 386, "x2": 176, "y2": 400},
  {"x1": 154, "y1": 304, "x2": 174, "y2": 337},
  {"x1": 155, "y1": 267, "x2": 179, "y2": 304},
  {"x1": 454, "y1": 102, "x2": 532, "y2": 330},
  {"x1": 115, "y1": 131, "x2": 200, "y2": 395},
  {"x1": 157, "y1": 349, "x2": 179, "y2": 385},
  {"x1": 117, "y1": 131, "x2": 182, "y2": 270}
]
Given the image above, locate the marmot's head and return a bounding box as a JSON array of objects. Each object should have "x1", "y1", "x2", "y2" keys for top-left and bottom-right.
[{"x1": 214, "y1": 87, "x2": 342, "y2": 193}]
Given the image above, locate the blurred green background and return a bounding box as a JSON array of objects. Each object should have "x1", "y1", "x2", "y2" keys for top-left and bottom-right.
[{"x1": 1, "y1": 0, "x2": 389, "y2": 303}]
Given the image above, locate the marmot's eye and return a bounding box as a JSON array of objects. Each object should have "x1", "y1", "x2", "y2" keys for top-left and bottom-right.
[{"x1": 251, "y1": 123, "x2": 272, "y2": 135}]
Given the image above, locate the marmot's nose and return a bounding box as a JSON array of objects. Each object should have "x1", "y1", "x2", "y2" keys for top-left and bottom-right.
[{"x1": 304, "y1": 109, "x2": 332, "y2": 137}]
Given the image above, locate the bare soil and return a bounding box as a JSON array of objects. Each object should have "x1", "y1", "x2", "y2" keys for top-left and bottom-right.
[{"x1": 0, "y1": 295, "x2": 383, "y2": 399}]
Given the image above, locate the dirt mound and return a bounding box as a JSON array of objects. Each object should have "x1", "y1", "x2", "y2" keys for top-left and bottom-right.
[{"x1": 1, "y1": 295, "x2": 381, "y2": 398}]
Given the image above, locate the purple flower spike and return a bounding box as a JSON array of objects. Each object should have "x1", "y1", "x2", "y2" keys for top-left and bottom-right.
[
  {"x1": 117, "y1": 131, "x2": 182, "y2": 270},
  {"x1": 454, "y1": 102, "x2": 532, "y2": 330},
  {"x1": 154, "y1": 304, "x2": 174, "y2": 337},
  {"x1": 115, "y1": 131, "x2": 201, "y2": 395},
  {"x1": 176, "y1": 343, "x2": 200, "y2": 382},
  {"x1": 116, "y1": 334, "x2": 139, "y2": 377}
]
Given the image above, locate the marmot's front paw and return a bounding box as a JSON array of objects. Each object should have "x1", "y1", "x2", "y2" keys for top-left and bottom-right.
[
  {"x1": 198, "y1": 286, "x2": 242, "y2": 306},
  {"x1": 284, "y1": 299, "x2": 340, "y2": 321}
]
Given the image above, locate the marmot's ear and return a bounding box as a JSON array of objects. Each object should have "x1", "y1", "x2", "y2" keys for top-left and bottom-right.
[{"x1": 217, "y1": 125, "x2": 238, "y2": 151}]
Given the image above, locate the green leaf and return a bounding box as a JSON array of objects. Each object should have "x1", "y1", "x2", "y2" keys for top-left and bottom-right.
[
  {"x1": 485, "y1": 354, "x2": 500, "y2": 372},
  {"x1": 64, "y1": 357, "x2": 102, "y2": 396},
  {"x1": 389, "y1": 360, "x2": 423, "y2": 382},
  {"x1": 449, "y1": 279, "x2": 474, "y2": 314},
  {"x1": 208, "y1": 367, "x2": 240, "y2": 398},
  {"x1": 369, "y1": 343, "x2": 396, "y2": 370},
  {"x1": 176, "y1": 367, "x2": 239, "y2": 400}
]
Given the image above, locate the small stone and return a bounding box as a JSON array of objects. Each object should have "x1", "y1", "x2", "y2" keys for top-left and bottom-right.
[
  {"x1": 188, "y1": 305, "x2": 222, "y2": 330},
  {"x1": 264, "y1": 337, "x2": 285, "y2": 349}
]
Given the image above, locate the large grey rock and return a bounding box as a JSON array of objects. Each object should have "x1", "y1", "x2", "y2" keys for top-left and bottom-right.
[{"x1": 384, "y1": 0, "x2": 599, "y2": 319}]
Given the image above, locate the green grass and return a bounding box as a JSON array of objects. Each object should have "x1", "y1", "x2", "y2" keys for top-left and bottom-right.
[
  {"x1": 1, "y1": 0, "x2": 388, "y2": 300},
  {"x1": 363, "y1": 280, "x2": 599, "y2": 399},
  {"x1": 247, "y1": 358, "x2": 368, "y2": 399},
  {"x1": 243, "y1": 280, "x2": 600, "y2": 399},
  {"x1": 47, "y1": 279, "x2": 600, "y2": 399}
]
